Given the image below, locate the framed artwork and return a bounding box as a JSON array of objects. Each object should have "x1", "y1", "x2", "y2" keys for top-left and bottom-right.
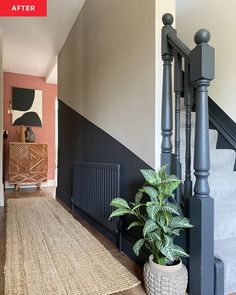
[{"x1": 12, "y1": 87, "x2": 43, "y2": 127}]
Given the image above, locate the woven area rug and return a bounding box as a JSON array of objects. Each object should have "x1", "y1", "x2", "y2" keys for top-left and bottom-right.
[{"x1": 5, "y1": 197, "x2": 140, "y2": 295}]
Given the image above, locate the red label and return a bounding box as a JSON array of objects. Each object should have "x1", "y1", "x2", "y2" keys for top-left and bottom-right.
[{"x1": 0, "y1": 0, "x2": 47, "y2": 16}]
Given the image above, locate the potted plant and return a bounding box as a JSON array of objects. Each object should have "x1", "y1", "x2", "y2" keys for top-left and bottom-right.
[{"x1": 109, "y1": 165, "x2": 192, "y2": 295}]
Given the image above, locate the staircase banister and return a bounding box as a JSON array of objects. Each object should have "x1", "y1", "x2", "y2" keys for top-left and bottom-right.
[
  {"x1": 162, "y1": 12, "x2": 218, "y2": 295},
  {"x1": 208, "y1": 97, "x2": 236, "y2": 151},
  {"x1": 162, "y1": 13, "x2": 191, "y2": 62},
  {"x1": 167, "y1": 31, "x2": 191, "y2": 62}
]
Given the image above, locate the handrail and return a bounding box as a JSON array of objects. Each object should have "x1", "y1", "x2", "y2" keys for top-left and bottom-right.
[
  {"x1": 168, "y1": 31, "x2": 191, "y2": 62},
  {"x1": 208, "y1": 97, "x2": 236, "y2": 151},
  {"x1": 162, "y1": 13, "x2": 191, "y2": 62},
  {"x1": 161, "y1": 13, "x2": 216, "y2": 295}
]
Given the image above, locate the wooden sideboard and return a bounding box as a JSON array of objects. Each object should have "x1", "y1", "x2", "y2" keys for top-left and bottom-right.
[{"x1": 9, "y1": 142, "x2": 48, "y2": 190}]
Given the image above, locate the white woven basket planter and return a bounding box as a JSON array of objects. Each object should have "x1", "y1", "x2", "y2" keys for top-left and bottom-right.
[{"x1": 143, "y1": 255, "x2": 188, "y2": 295}]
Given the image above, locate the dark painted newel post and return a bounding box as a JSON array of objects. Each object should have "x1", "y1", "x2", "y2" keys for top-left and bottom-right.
[
  {"x1": 161, "y1": 13, "x2": 174, "y2": 173},
  {"x1": 189, "y1": 29, "x2": 215, "y2": 295}
]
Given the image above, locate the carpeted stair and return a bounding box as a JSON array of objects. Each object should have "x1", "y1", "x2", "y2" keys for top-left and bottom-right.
[{"x1": 180, "y1": 105, "x2": 236, "y2": 295}]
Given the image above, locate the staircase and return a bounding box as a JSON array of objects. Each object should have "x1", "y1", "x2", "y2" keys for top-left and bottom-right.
[
  {"x1": 161, "y1": 12, "x2": 236, "y2": 295},
  {"x1": 180, "y1": 102, "x2": 236, "y2": 295}
]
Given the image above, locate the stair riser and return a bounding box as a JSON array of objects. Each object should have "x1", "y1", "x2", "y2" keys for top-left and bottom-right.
[
  {"x1": 210, "y1": 185, "x2": 236, "y2": 201},
  {"x1": 180, "y1": 129, "x2": 218, "y2": 150},
  {"x1": 215, "y1": 214, "x2": 236, "y2": 240},
  {"x1": 180, "y1": 150, "x2": 236, "y2": 172}
]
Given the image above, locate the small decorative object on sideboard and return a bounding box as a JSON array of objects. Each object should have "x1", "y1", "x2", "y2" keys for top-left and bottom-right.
[
  {"x1": 16, "y1": 125, "x2": 26, "y2": 142},
  {"x1": 25, "y1": 127, "x2": 35, "y2": 143},
  {"x1": 109, "y1": 165, "x2": 192, "y2": 295}
]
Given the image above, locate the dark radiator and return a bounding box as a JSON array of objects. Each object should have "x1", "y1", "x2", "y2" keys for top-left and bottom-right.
[{"x1": 72, "y1": 161, "x2": 120, "y2": 235}]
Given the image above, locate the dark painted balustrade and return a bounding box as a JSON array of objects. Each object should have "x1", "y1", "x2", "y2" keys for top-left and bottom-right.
[{"x1": 160, "y1": 13, "x2": 220, "y2": 295}]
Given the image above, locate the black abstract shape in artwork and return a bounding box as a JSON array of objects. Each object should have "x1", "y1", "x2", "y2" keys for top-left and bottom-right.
[
  {"x1": 13, "y1": 112, "x2": 42, "y2": 127},
  {"x1": 12, "y1": 87, "x2": 35, "y2": 111}
]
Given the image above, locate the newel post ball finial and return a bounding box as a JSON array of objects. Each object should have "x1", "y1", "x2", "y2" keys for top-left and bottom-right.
[
  {"x1": 194, "y1": 29, "x2": 211, "y2": 45},
  {"x1": 162, "y1": 13, "x2": 174, "y2": 26}
]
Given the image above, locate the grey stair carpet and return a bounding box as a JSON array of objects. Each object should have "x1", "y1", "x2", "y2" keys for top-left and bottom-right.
[{"x1": 180, "y1": 109, "x2": 236, "y2": 295}]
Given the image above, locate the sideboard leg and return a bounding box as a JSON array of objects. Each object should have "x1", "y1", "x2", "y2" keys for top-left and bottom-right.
[
  {"x1": 14, "y1": 184, "x2": 19, "y2": 191},
  {"x1": 37, "y1": 183, "x2": 42, "y2": 190}
]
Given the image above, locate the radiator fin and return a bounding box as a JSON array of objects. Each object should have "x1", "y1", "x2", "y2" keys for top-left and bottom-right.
[{"x1": 72, "y1": 162, "x2": 120, "y2": 234}]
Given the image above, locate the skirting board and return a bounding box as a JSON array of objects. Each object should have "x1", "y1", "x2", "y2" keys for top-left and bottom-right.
[{"x1": 4, "y1": 179, "x2": 57, "y2": 190}]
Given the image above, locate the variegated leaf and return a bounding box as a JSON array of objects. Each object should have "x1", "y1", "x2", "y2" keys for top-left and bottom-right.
[
  {"x1": 169, "y1": 217, "x2": 193, "y2": 229},
  {"x1": 127, "y1": 221, "x2": 143, "y2": 230},
  {"x1": 146, "y1": 201, "x2": 157, "y2": 207},
  {"x1": 162, "y1": 203, "x2": 180, "y2": 216},
  {"x1": 165, "y1": 179, "x2": 181, "y2": 194},
  {"x1": 156, "y1": 240, "x2": 175, "y2": 261},
  {"x1": 143, "y1": 186, "x2": 158, "y2": 202},
  {"x1": 147, "y1": 231, "x2": 161, "y2": 242},
  {"x1": 168, "y1": 228, "x2": 181, "y2": 236},
  {"x1": 131, "y1": 203, "x2": 144, "y2": 213},
  {"x1": 133, "y1": 238, "x2": 144, "y2": 256},
  {"x1": 110, "y1": 198, "x2": 130, "y2": 209},
  {"x1": 140, "y1": 169, "x2": 158, "y2": 185},
  {"x1": 143, "y1": 220, "x2": 158, "y2": 237},
  {"x1": 173, "y1": 245, "x2": 189, "y2": 258},
  {"x1": 157, "y1": 217, "x2": 169, "y2": 233},
  {"x1": 146, "y1": 204, "x2": 160, "y2": 220},
  {"x1": 164, "y1": 234, "x2": 173, "y2": 246},
  {"x1": 109, "y1": 208, "x2": 130, "y2": 219},
  {"x1": 135, "y1": 190, "x2": 143, "y2": 204},
  {"x1": 158, "y1": 164, "x2": 168, "y2": 180}
]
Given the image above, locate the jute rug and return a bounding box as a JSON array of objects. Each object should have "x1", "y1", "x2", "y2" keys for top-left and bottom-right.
[{"x1": 5, "y1": 197, "x2": 140, "y2": 295}]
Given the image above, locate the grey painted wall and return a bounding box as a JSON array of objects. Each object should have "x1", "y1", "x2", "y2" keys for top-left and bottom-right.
[
  {"x1": 176, "y1": 0, "x2": 236, "y2": 123},
  {"x1": 58, "y1": 0, "x2": 156, "y2": 167}
]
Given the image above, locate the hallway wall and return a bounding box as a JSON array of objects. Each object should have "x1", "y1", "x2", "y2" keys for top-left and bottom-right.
[
  {"x1": 3, "y1": 72, "x2": 57, "y2": 184},
  {"x1": 59, "y1": 0, "x2": 156, "y2": 167},
  {"x1": 176, "y1": 0, "x2": 236, "y2": 123},
  {"x1": 57, "y1": 0, "x2": 175, "y2": 262}
]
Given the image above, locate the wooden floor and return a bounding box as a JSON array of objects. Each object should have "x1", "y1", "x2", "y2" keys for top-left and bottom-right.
[{"x1": 2, "y1": 187, "x2": 146, "y2": 295}]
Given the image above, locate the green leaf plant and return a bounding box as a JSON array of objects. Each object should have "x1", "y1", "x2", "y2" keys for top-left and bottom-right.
[{"x1": 109, "y1": 165, "x2": 193, "y2": 266}]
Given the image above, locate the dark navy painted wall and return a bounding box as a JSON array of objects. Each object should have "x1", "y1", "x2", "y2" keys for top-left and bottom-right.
[
  {"x1": 57, "y1": 100, "x2": 154, "y2": 250},
  {"x1": 57, "y1": 99, "x2": 151, "y2": 205},
  {"x1": 56, "y1": 99, "x2": 153, "y2": 264}
]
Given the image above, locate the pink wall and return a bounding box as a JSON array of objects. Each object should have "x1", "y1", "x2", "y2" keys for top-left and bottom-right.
[{"x1": 3, "y1": 72, "x2": 57, "y2": 182}]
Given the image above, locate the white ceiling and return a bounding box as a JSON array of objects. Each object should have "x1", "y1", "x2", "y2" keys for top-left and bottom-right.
[{"x1": 0, "y1": 0, "x2": 86, "y2": 84}]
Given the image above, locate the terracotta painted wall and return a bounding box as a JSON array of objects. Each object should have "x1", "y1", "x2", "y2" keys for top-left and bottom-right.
[{"x1": 3, "y1": 72, "x2": 57, "y2": 182}]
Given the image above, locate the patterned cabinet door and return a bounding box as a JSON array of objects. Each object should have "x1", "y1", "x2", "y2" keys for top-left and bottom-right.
[
  {"x1": 28, "y1": 144, "x2": 48, "y2": 183},
  {"x1": 9, "y1": 143, "x2": 29, "y2": 183}
]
